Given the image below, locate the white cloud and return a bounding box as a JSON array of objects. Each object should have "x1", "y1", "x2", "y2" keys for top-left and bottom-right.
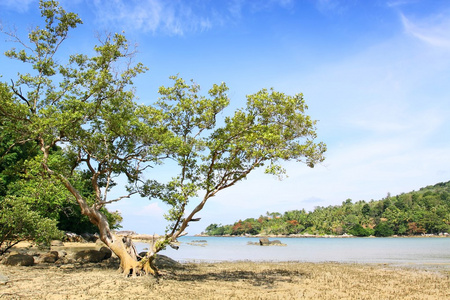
[
  {"x1": 314, "y1": 0, "x2": 348, "y2": 15},
  {"x1": 90, "y1": 0, "x2": 212, "y2": 35},
  {"x1": 387, "y1": 0, "x2": 419, "y2": 8},
  {"x1": 401, "y1": 12, "x2": 450, "y2": 49},
  {"x1": 135, "y1": 202, "x2": 165, "y2": 217},
  {"x1": 88, "y1": 0, "x2": 296, "y2": 35},
  {"x1": 0, "y1": 0, "x2": 35, "y2": 13}
]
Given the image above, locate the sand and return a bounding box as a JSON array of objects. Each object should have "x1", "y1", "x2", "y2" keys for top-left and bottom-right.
[{"x1": 0, "y1": 243, "x2": 449, "y2": 299}]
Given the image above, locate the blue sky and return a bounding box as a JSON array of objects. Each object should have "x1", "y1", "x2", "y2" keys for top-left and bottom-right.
[{"x1": 1, "y1": 0, "x2": 450, "y2": 235}]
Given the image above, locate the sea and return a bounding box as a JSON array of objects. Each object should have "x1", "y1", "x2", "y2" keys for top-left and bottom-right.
[{"x1": 135, "y1": 236, "x2": 450, "y2": 270}]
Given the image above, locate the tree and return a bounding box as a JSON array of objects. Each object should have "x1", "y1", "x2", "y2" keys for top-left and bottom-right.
[
  {"x1": 1, "y1": 1, "x2": 325, "y2": 276},
  {"x1": 361, "y1": 203, "x2": 371, "y2": 216},
  {"x1": 0, "y1": 196, "x2": 62, "y2": 255},
  {"x1": 1, "y1": 0, "x2": 163, "y2": 275},
  {"x1": 373, "y1": 222, "x2": 394, "y2": 237},
  {"x1": 348, "y1": 224, "x2": 373, "y2": 237}
]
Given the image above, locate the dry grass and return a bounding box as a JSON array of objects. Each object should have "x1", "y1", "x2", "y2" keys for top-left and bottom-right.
[{"x1": 0, "y1": 261, "x2": 449, "y2": 299}]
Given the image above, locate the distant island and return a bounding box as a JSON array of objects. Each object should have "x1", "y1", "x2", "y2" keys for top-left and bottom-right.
[{"x1": 203, "y1": 181, "x2": 450, "y2": 237}]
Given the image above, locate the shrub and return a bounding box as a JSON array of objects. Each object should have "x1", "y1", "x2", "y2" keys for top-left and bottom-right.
[{"x1": 374, "y1": 222, "x2": 394, "y2": 237}]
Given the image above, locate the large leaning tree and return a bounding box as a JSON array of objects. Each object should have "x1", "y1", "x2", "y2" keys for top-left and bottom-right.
[{"x1": 0, "y1": 1, "x2": 326, "y2": 276}]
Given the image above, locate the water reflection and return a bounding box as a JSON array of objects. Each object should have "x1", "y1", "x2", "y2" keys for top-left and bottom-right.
[{"x1": 135, "y1": 236, "x2": 450, "y2": 270}]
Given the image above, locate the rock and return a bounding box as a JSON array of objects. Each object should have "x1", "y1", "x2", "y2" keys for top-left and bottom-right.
[
  {"x1": 99, "y1": 246, "x2": 112, "y2": 259},
  {"x1": 4, "y1": 254, "x2": 34, "y2": 266},
  {"x1": 0, "y1": 273, "x2": 8, "y2": 285},
  {"x1": 136, "y1": 253, "x2": 182, "y2": 269},
  {"x1": 81, "y1": 233, "x2": 98, "y2": 243},
  {"x1": 74, "y1": 249, "x2": 107, "y2": 263},
  {"x1": 40, "y1": 251, "x2": 59, "y2": 263},
  {"x1": 51, "y1": 240, "x2": 64, "y2": 247},
  {"x1": 187, "y1": 241, "x2": 207, "y2": 247},
  {"x1": 115, "y1": 230, "x2": 136, "y2": 236},
  {"x1": 57, "y1": 250, "x2": 67, "y2": 258},
  {"x1": 154, "y1": 255, "x2": 182, "y2": 269},
  {"x1": 64, "y1": 232, "x2": 85, "y2": 243},
  {"x1": 57, "y1": 257, "x2": 71, "y2": 264},
  {"x1": 258, "y1": 238, "x2": 286, "y2": 246},
  {"x1": 259, "y1": 238, "x2": 270, "y2": 246}
]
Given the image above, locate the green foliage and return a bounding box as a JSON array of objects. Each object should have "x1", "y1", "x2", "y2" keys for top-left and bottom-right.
[
  {"x1": 0, "y1": 0, "x2": 155, "y2": 243},
  {"x1": 0, "y1": 196, "x2": 62, "y2": 255},
  {"x1": 204, "y1": 181, "x2": 450, "y2": 237},
  {"x1": 1, "y1": 1, "x2": 325, "y2": 257},
  {"x1": 373, "y1": 222, "x2": 394, "y2": 237},
  {"x1": 348, "y1": 224, "x2": 373, "y2": 237},
  {"x1": 0, "y1": 128, "x2": 122, "y2": 235},
  {"x1": 144, "y1": 74, "x2": 325, "y2": 247}
]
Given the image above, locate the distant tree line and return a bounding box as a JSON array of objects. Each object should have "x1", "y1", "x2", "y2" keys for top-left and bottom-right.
[{"x1": 204, "y1": 181, "x2": 450, "y2": 237}]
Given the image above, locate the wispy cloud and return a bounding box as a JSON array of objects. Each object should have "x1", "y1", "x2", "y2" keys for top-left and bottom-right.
[
  {"x1": 387, "y1": 0, "x2": 419, "y2": 8},
  {"x1": 89, "y1": 0, "x2": 295, "y2": 35},
  {"x1": 401, "y1": 12, "x2": 450, "y2": 49},
  {"x1": 314, "y1": 0, "x2": 347, "y2": 15},
  {"x1": 90, "y1": 0, "x2": 212, "y2": 35},
  {"x1": 135, "y1": 202, "x2": 165, "y2": 217},
  {"x1": 0, "y1": 0, "x2": 35, "y2": 13}
]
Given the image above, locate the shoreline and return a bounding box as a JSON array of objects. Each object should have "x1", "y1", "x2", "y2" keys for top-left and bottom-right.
[
  {"x1": 193, "y1": 233, "x2": 450, "y2": 238},
  {"x1": 1, "y1": 259, "x2": 448, "y2": 299},
  {"x1": 2, "y1": 242, "x2": 449, "y2": 299}
]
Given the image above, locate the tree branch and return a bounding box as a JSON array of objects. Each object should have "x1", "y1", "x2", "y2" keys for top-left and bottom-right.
[
  {"x1": 95, "y1": 191, "x2": 137, "y2": 210},
  {"x1": 10, "y1": 80, "x2": 31, "y2": 108}
]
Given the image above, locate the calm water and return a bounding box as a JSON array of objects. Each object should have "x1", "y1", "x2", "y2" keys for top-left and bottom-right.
[{"x1": 136, "y1": 236, "x2": 450, "y2": 270}]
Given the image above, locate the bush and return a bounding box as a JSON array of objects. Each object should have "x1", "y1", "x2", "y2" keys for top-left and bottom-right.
[
  {"x1": 0, "y1": 196, "x2": 62, "y2": 255},
  {"x1": 374, "y1": 222, "x2": 394, "y2": 237},
  {"x1": 348, "y1": 224, "x2": 373, "y2": 237}
]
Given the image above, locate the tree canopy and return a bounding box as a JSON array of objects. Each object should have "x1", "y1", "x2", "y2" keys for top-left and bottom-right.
[{"x1": 0, "y1": 1, "x2": 325, "y2": 276}]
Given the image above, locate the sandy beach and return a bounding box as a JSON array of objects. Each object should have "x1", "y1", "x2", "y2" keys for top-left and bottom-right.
[{"x1": 0, "y1": 242, "x2": 449, "y2": 299}]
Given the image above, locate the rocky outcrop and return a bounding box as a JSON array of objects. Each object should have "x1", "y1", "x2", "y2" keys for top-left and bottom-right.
[
  {"x1": 73, "y1": 249, "x2": 110, "y2": 263},
  {"x1": 114, "y1": 231, "x2": 136, "y2": 236},
  {"x1": 81, "y1": 233, "x2": 98, "y2": 243},
  {"x1": 63, "y1": 232, "x2": 85, "y2": 243},
  {"x1": 259, "y1": 238, "x2": 270, "y2": 246},
  {"x1": 3, "y1": 254, "x2": 34, "y2": 266},
  {"x1": 137, "y1": 253, "x2": 182, "y2": 269},
  {"x1": 99, "y1": 246, "x2": 112, "y2": 260},
  {"x1": 187, "y1": 240, "x2": 208, "y2": 247},
  {"x1": 258, "y1": 238, "x2": 287, "y2": 246},
  {"x1": 39, "y1": 251, "x2": 59, "y2": 263},
  {"x1": 155, "y1": 255, "x2": 182, "y2": 269}
]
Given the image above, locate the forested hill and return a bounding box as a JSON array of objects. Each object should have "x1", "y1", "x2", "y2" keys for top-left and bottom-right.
[{"x1": 204, "y1": 181, "x2": 450, "y2": 237}]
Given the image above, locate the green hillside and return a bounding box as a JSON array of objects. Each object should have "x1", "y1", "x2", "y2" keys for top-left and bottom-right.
[{"x1": 204, "y1": 181, "x2": 450, "y2": 237}]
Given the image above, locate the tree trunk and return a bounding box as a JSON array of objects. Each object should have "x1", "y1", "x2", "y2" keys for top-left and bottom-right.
[
  {"x1": 103, "y1": 234, "x2": 159, "y2": 276},
  {"x1": 53, "y1": 172, "x2": 159, "y2": 276}
]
